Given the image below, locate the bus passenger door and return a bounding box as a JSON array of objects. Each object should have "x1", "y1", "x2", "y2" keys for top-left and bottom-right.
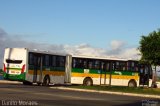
[
  {"x1": 139, "y1": 65, "x2": 149, "y2": 86},
  {"x1": 33, "y1": 54, "x2": 43, "y2": 83},
  {"x1": 100, "y1": 62, "x2": 107, "y2": 85}
]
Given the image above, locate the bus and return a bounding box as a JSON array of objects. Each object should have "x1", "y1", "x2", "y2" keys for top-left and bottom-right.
[
  {"x1": 71, "y1": 55, "x2": 153, "y2": 87},
  {"x1": 3, "y1": 48, "x2": 153, "y2": 87},
  {"x1": 3, "y1": 48, "x2": 71, "y2": 85}
]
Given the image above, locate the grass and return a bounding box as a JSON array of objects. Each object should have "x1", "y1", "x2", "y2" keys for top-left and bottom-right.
[{"x1": 68, "y1": 85, "x2": 160, "y2": 95}]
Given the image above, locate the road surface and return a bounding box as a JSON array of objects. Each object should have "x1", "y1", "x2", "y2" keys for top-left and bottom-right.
[{"x1": 0, "y1": 83, "x2": 159, "y2": 106}]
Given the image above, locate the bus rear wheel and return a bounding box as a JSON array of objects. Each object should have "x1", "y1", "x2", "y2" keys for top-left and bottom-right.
[
  {"x1": 37, "y1": 82, "x2": 42, "y2": 86},
  {"x1": 128, "y1": 80, "x2": 137, "y2": 87},
  {"x1": 42, "y1": 75, "x2": 50, "y2": 86},
  {"x1": 23, "y1": 81, "x2": 32, "y2": 85},
  {"x1": 83, "y1": 77, "x2": 93, "y2": 86}
]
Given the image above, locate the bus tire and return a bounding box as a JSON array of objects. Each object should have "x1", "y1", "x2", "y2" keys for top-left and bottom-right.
[
  {"x1": 37, "y1": 82, "x2": 42, "y2": 86},
  {"x1": 23, "y1": 81, "x2": 32, "y2": 85},
  {"x1": 42, "y1": 75, "x2": 50, "y2": 86},
  {"x1": 83, "y1": 77, "x2": 93, "y2": 86},
  {"x1": 128, "y1": 80, "x2": 137, "y2": 87}
]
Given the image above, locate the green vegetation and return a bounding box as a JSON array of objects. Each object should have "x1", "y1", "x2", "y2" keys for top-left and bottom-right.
[
  {"x1": 139, "y1": 29, "x2": 160, "y2": 66},
  {"x1": 139, "y1": 29, "x2": 160, "y2": 84},
  {"x1": 0, "y1": 69, "x2": 3, "y2": 74},
  {"x1": 68, "y1": 85, "x2": 160, "y2": 95}
]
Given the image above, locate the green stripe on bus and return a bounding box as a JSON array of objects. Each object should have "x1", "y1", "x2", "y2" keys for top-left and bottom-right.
[
  {"x1": 72, "y1": 68, "x2": 99, "y2": 74},
  {"x1": 3, "y1": 73, "x2": 26, "y2": 81},
  {"x1": 28, "y1": 65, "x2": 65, "y2": 71},
  {"x1": 6, "y1": 68, "x2": 22, "y2": 70},
  {"x1": 72, "y1": 68, "x2": 139, "y2": 76}
]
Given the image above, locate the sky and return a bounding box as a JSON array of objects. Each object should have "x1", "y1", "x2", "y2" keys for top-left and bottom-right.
[{"x1": 0, "y1": 0, "x2": 160, "y2": 68}]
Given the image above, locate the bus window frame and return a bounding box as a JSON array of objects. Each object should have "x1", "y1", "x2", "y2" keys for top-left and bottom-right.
[{"x1": 6, "y1": 59, "x2": 22, "y2": 64}]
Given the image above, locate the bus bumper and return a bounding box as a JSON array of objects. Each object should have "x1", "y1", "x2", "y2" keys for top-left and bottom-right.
[{"x1": 3, "y1": 73, "x2": 26, "y2": 81}]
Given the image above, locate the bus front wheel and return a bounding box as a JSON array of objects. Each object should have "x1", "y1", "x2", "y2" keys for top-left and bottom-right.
[
  {"x1": 83, "y1": 77, "x2": 93, "y2": 86},
  {"x1": 128, "y1": 80, "x2": 137, "y2": 87}
]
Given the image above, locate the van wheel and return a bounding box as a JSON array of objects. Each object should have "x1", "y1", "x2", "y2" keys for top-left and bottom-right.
[
  {"x1": 128, "y1": 80, "x2": 137, "y2": 87},
  {"x1": 83, "y1": 78, "x2": 93, "y2": 86},
  {"x1": 42, "y1": 76, "x2": 50, "y2": 86}
]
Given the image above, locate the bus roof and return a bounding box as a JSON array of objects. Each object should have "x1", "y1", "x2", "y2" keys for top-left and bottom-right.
[
  {"x1": 5, "y1": 48, "x2": 139, "y2": 61},
  {"x1": 72, "y1": 55, "x2": 129, "y2": 61},
  {"x1": 5, "y1": 48, "x2": 70, "y2": 56}
]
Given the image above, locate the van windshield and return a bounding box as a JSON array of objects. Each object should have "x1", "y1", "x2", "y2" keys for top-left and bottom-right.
[{"x1": 6, "y1": 59, "x2": 22, "y2": 64}]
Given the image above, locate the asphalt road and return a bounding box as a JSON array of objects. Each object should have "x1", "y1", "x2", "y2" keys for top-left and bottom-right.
[{"x1": 0, "y1": 83, "x2": 159, "y2": 106}]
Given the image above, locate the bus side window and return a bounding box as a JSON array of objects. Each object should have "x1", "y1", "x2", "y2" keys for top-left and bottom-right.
[
  {"x1": 115, "y1": 61, "x2": 120, "y2": 71},
  {"x1": 29, "y1": 53, "x2": 34, "y2": 65},
  {"x1": 74, "y1": 58, "x2": 81, "y2": 68},
  {"x1": 72, "y1": 58, "x2": 82, "y2": 68},
  {"x1": 56, "y1": 56, "x2": 60, "y2": 67},
  {"x1": 112, "y1": 62, "x2": 116, "y2": 71},
  {"x1": 60, "y1": 56, "x2": 65, "y2": 67},
  {"x1": 140, "y1": 67, "x2": 144, "y2": 74},
  {"x1": 72, "y1": 58, "x2": 76, "y2": 68},
  {"x1": 120, "y1": 62, "x2": 126, "y2": 71},
  {"x1": 51, "y1": 56, "x2": 56, "y2": 67},
  {"x1": 95, "y1": 60, "x2": 100, "y2": 69},
  {"x1": 135, "y1": 63, "x2": 139, "y2": 72},
  {"x1": 56, "y1": 56, "x2": 65, "y2": 67},
  {"x1": 101, "y1": 62, "x2": 105, "y2": 70},
  {"x1": 102, "y1": 61, "x2": 110, "y2": 71},
  {"x1": 127, "y1": 61, "x2": 133, "y2": 71},
  {"x1": 131, "y1": 62, "x2": 135, "y2": 71},
  {"x1": 44, "y1": 55, "x2": 50, "y2": 66},
  {"x1": 106, "y1": 62, "x2": 110, "y2": 71},
  {"x1": 83, "y1": 59, "x2": 88, "y2": 69},
  {"x1": 88, "y1": 59, "x2": 93, "y2": 69},
  {"x1": 79, "y1": 59, "x2": 83, "y2": 68}
]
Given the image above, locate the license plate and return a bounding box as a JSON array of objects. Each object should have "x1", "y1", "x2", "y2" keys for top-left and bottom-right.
[{"x1": 11, "y1": 71, "x2": 15, "y2": 74}]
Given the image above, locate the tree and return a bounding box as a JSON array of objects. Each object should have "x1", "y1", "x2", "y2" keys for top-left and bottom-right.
[
  {"x1": 139, "y1": 29, "x2": 160, "y2": 65},
  {"x1": 139, "y1": 29, "x2": 160, "y2": 83}
]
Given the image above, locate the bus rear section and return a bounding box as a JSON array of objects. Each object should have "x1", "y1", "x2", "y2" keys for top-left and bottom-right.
[
  {"x1": 3, "y1": 48, "x2": 27, "y2": 81},
  {"x1": 70, "y1": 57, "x2": 153, "y2": 87}
]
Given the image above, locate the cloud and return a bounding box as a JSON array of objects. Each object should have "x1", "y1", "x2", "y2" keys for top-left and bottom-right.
[
  {"x1": 0, "y1": 28, "x2": 140, "y2": 68},
  {"x1": 106, "y1": 40, "x2": 126, "y2": 55},
  {"x1": 64, "y1": 43, "x2": 106, "y2": 57},
  {"x1": 117, "y1": 47, "x2": 140, "y2": 60},
  {"x1": 110, "y1": 40, "x2": 126, "y2": 50}
]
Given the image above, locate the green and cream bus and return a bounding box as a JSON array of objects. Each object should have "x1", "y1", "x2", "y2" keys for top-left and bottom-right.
[
  {"x1": 3, "y1": 48, "x2": 153, "y2": 87},
  {"x1": 71, "y1": 55, "x2": 153, "y2": 87},
  {"x1": 3, "y1": 48, "x2": 71, "y2": 85}
]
